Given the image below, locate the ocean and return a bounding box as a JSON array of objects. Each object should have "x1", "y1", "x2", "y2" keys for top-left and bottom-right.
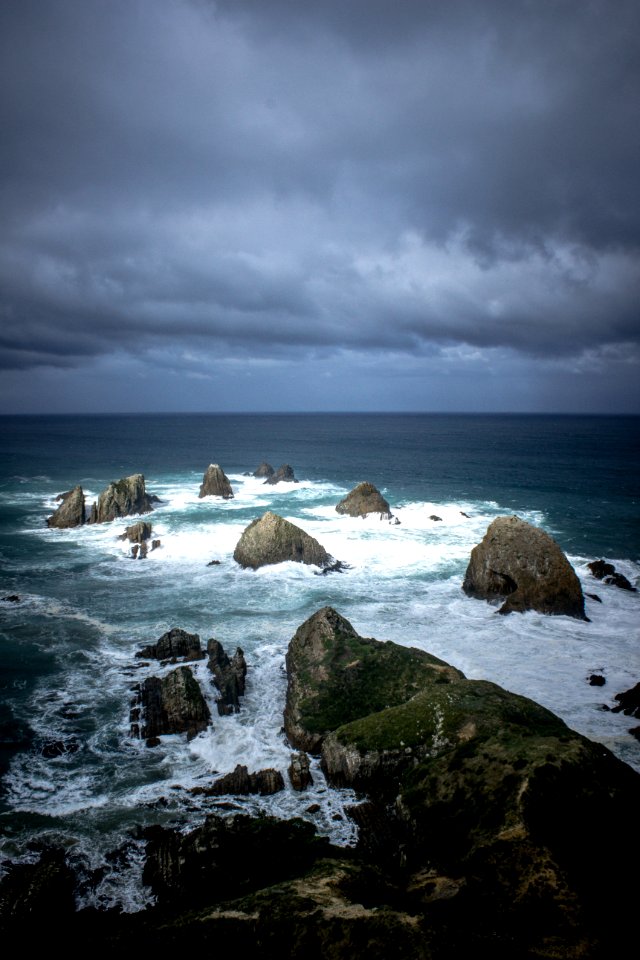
[{"x1": 1, "y1": 413, "x2": 638, "y2": 911}]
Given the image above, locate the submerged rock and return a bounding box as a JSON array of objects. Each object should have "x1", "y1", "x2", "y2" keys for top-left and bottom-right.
[
  {"x1": 198, "y1": 463, "x2": 234, "y2": 499},
  {"x1": 47, "y1": 485, "x2": 85, "y2": 528},
  {"x1": 131, "y1": 666, "x2": 210, "y2": 741},
  {"x1": 207, "y1": 639, "x2": 247, "y2": 714},
  {"x1": 89, "y1": 474, "x2": 154, "y2": 523},
  {"x1": 588, "y1": 559, "x2": 637, "y2": 591},
  {"x1": 253, "y1": 461, "x2": 275, "y2": 478},
  {"x1": 233, "y1": 511, "x2": 335, "y2": 570},
  {"x1": 264, "y1": 463, "x2": 296, "y2": 485},
  {"x1": 335, "y1": 482, "x2": 392, "y2": 519},
  {"x1": 462, "y1": 515, "x2": 587, "y2": 619},
  {"x1": 136, "y1": 627, "x2": 205, "y2": 662}
]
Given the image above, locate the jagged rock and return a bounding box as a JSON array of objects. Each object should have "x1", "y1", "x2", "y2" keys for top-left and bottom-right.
[
  {"x1": 233, "y1": 511, "x2": 334, "y2": 570},
  {"x1": 588, "y1": 559, "x2": 637, "y2": 591},
  {"x1": 118, "y1": 521, "x2": 152, "y2": 543},
  {"x1": 150, "y1": 539, "x2": 161, "y2": 551},
  {"x1": 207, "y1": 639, "x2": 247, "y2": 714},
  {"x1": 253, "y1": 461, "x2": 275, "y2": 478},
  {"x1": 264, "y1": 464, "x2": 296, "y2": 485},
  {"x1": 611, "y1": 682, "x2": 640, "y2": 718},
  {"x1": 46, "y1": 486, "x2": 85, "y2": 528},
  {"x1": 207, "y1": 559, "x2": 221, "y2": 566},
  {"x1": 131, "y1": 666, "x2": 210, "y2": 740},
  {"x1": 462, "y1": 515, "x2": 587, "y2": 619},
  {"x1": 89, "y1": 474, "x2": 154, "y2": 523},
  {"x1": 588, "y1": 674, "x2": 606, "y2": 686},
  {"x1": 288, "y1": 752, "x2": 313, "y2": 791},
  {"x1": 136, "y1": 627, "x2": 205, "y2": 662},
  {"x1": 192, "y1": 764, "x2": 285, "y2": 797},
  {"x1": 284, "y1": 606, "x2": 462, "y2": 754},
  {"x1": 198, "y1": 463, "x2": 234, "y2": 499},
  {"x1": 335, "y1": 482, "x2": 392, "y2": 519}
]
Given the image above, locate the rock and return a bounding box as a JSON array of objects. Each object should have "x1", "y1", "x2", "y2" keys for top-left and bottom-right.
[
  {"x1": 89, "y1": 474, "x2": 154, "y2": 523},
  {"x1": 335, "y1": 482, "x2": 392, "y2": 519},
  {"x1": 39, "y1": 737, "x2": 81, "y2": 758},
  {"x1": 429, "y1": 514, "x2": 442, "y2": 521},
  {"x1": 588, "y1": 674, "x2": 606, "y2": 686},
  {"x1": 207, "y1": 559, "x2": 221, "y2": 566},
  {"x1": 288, "y1": 751, "x2": 313, "y2": 791},
  {"x1": 253, "y1": 461, "x2": 275, "y2": 478},
  {"x1": 198, "y1": 463, "x2": 234, "y2": 499},
  {"x1": 284, "y1": 606, "x2": 462, "y2": 754},
  {"x1": 0, "y1": 846, "x2": 76, "y2": 925},
  {"x1": 460, "y1": 511, "x2": 471, "y2": 518},
  {"x1": 150, "y1": 539, "x2": 161, "y2": 551},
  {"x1": 462, "y1": 515, "x2": 587, "y2": 619},
  {"x1": 586, "y1": 592, "x2": 602, "y2": 602},
  {"x1": 46, "y1": 485, "x2": 85, "y2": 528},
  {"x1": 611, "y1": 682, "x2": 640, "y2": 718},
  {"x1": 118, "y1": 521, "x2": 152, "y2": 543},
  {"x1": 192, "y1": 764, "x2": 285, "y2": 797},
  {"x1": 136, "y1": 627, "x2": 206, "y2": 662},
  {"x1": 1, "y1": 595, "x2": 20, "y2": 602},
  {"x1": 588, "y1": 559, "x2": 637, "y2": 591},
  {"x1": 233, "y1": 511, "x2": 335, "y2": 570},
  {"x1": 130, "y1": 666, "x2": 210, "y2": 740},
  {"x1": 207, "y1": 639, "x2": 247, "y2": 715},
  {"x1": 264, "y1": 463, "x2": 296, "y2": 485}
]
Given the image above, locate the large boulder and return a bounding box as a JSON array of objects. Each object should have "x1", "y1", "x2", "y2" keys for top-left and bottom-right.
[
  {"x1": 136, "y1": 627, "x2": 205, "y2": 662},
  {"x1": 233, "y1": 512, "x2": 334, "y2": 570},
  {"x1": 46, "y1": 486, "x2": 85, "y2": 528},
  {"x1": 335, "y1": 482, "x2": 391, "y2": 519},
  {"x1": 130, "y1": 666, "x2": 210, "y2": 741},
  {"x1": 265, "y1": 464, "x2": 296, "y2": 485},
  {"x1": 462, "y1": 515, "x2": 587, "y2": 619},
  {"x1": 89, "y1": 474, "x2": 154, "y2": 523},
  {"x1": 284, "y1": 607, "x2": 462, "y2": 753},
  {"x1": 198, "y1": 464, "x2": 234, "y2": 499}
]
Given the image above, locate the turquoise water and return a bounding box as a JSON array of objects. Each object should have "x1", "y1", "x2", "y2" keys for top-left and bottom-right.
[{"x1": 1, "y1": 413, "x2": 638, "y2": 909}]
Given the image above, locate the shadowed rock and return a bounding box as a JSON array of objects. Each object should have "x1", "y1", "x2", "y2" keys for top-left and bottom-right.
[
  {"x1": 335, "y1": 482, "x2": 392, "y2": 519},
  {"x1": 233, "y1": 511, "x2": 334, "y2": 570},
  {"x1": 462, "y1": 515, "x2": 587, "y2": 619},
  {"x1": 253, "y1": 461, "x2": 275, "y2": 478},
  {"x1": 136, "y1": 628, "x2": 205, "y2": 662},
  {"x1": 89, "y1": 474, "x2": 154, "y2": 523},
  {"x1": 611, "y1": 682, "x2": 640, "y2": 718},
  {"x1": 207, "y1": 639, "x2": 247, "y2": 714},
  {"x1": 191, "y1": 764, "x2": 285, "y2": 797},
  {"x1": 130, "y1": 666, "x2": 210, "y2": 741},
  {"x1": 288, "y1": 752, "x2": 313, "y2": 791},
  {"x1": 588, "y1": 559, "x2": 637, "y2": 591},
  {"x1": 118, "y1": 521, "x2": 152, "y2": 543},
  {"x1": 198, "y1": 463, "x2": 234, "y2": 499},
  {"x1": 264, "y1": 464, "x2": 296, "y2": 484},
  {"x1": 47, "y1": 486, "x2": 85, "y2": 528}
]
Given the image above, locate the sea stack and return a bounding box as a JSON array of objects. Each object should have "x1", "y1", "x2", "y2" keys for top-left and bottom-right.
[
  {"x1": 89, "y1": 474, "x2": 154, "y2": 523},
  {"x1": 233, "y1": 511, "x2": 333, "y2": 570},
  {"x1": 335, "y1": 482, "x2": 392, "y2": 519},
  {"x1": 198, "y1": 464, "x2": 234, "y2": 499},
  {"x1": 46, "y1": 486, "x2": 86, "y2": 528}
]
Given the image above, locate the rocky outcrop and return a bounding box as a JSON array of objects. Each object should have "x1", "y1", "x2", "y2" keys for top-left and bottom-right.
[
  {"x1": 335, "y1": 482, "x2": 392, "y2": 519},
  {"x1": 198, "y1": 464, "x2": 234, "y2": 499},
  {"x1": 284, "y1": 607, "x2": 462, "y2": 754},
  {"x1": 288, "y1": 752, "x2": 313, "y2": 791},
  {"x1": 611, "y1": 681, "x2": 640, "y2": 718},
  {"x1": 130, "y1": 666, "x2": 210, "y2": 741},
  {"x1": 118, "y1": 521, "x2": 152, "y2": 543},
  {"x1": 89, "y1": 474, "x2": 154, "y2": 523},
  {"x1": 207, "y1": 639, "x2": 247, "y2": 715},
  {"x1": 233, "y1": 511, "x2": 335, "y2": 570},
  {"x1": 253, "y1": 461, "x2": 275, "y2": 478},
  {"x1": 47, "y1": 486, "x2": 85, "y2": 528},
  {"x1": 191, "y1": 764, "x2": 284, "y2": 797},
  {"x1": 588, "y1": 559, "x2": 637, "y2": 591},
  {"x1": 462, "y1": 515, "x2": 587, "y2": 619},
  {"x1": 136, "y1": 628, "x2": 205, "y2": 662},
  {"x1": 264, "y1": 464, "x2": 296, "y2": 484}
]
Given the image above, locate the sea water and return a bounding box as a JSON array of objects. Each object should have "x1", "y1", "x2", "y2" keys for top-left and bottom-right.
[{"x1": 0, "y1": 413, "x2": 638, "y2": 910}]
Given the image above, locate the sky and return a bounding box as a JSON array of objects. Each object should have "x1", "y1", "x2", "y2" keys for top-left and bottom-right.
[{"x1": 1, "y1": 0, "x2": 639, "y2": 414}]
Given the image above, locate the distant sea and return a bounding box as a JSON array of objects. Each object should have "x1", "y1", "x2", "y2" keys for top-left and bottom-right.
[{"x1": 1, "y1": 413, "x2": 638, "y2": 910}]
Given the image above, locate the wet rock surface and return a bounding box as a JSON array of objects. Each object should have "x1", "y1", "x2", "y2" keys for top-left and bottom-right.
[
  {"x1": 288, "y1": 751, "x2": 313, "y2": 790},
  {"x1": 207, "y1": 638, "x2": 247, "y2": 714},
  {"x1": 191, "y1": 764, "x2": 285, "y2": 796},
  {"x1": 198, "y1": 463, "x2": 234, "y2": 499},
  {"x1": 588, "y1": 559, "x2": 637, "y2": 591},
  {"x1": 47, "y1": 485, "x2": 86, "y2": 528},
  {"x1": 462, "y1": 515, "x2": 587, "y2": 618},
  {"x1": 118, "y1": 520, "x2": 152, "y2": 543},
  {"x1": 233, "y1": 511, "x2": 335, "y2": 570},
  {"x1": 136, "y1": 627, "x2": 205, "y2": 662},
  {"x1": 130, "y1": 666, "x2": 210, "y2": 740},
  {"x1": 335, "y1": 481, "x2": 392, "y2": 519},
  {"x1": 89, "y1": 474, "x2": 155, "y2": 523}
]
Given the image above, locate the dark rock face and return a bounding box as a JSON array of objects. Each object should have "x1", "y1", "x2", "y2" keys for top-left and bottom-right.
[
  {"x1": 462, "y1": 515, "x2": 587, "y2": 619},
  {"x1": 588, "y1": 674, "x2": 606, "y2": 686},
  {"x1": 207, "y1": 639, "x2": 247, "y2": 715},
  {"x1": 233, "y1": 511, "x2": 334, "y2": 570},
  {"x1": 335, "y1": 482, "x2": 391, "y2": 519},
  {"x1": 264, "y1": 463, "x2": 296, "y2": 484},
  {"x1": 0, "y1": 846, "x2": 76, "y2": 925},
  {"x1": 118, "y1": 521, "x2": 152, "y2": 543},
  {"x1": 90, "y1": 474, "x2": 154, "y2": 523},
  {"x1": 253, "y1": 461, "x2": 275, "y2": 478},
  {"x1": 198, "y1": 463, "x2": 234, "y2": 499},
  {"x1": 130, "y1": 666, "x2": 210, "y2": 740},
  {"x1": 611, "y1": 682, "x2": 640, "y2": 718},
  {"x1": 47, "y1": 486, "x2": 85, "y2": 528},
  {"x1": 588, "y1": 559, "x2": 637, "y2": 591},
  {"x1": 192, "y1": 764, "x2": 285, "y2": 797},
  {"x1": 284, "y1": 606, "x2": 462, "y2": 754},
  {"x1": 288, "y1": 751, "x2": 313, "y2": 791},
  {"x1": 136, "y1": 628, "x2": 205, "y2": 662}
]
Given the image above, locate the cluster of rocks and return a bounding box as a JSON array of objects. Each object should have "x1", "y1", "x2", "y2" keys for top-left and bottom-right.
[
  {"x1": 253, "y1": 462, "x2": 297, "y2": 484},
  {"x1": 588, "y1": 558, "x2": 637, "y2": 592},
  {"x1": 47, "y1": 474, "x2": 158, "y2": 529},
  {"x1": 118, "y1": 521, "x2": 161, "y2": 559}
]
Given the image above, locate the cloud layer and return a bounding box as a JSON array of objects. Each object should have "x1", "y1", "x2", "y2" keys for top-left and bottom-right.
[{"x1": 1, "y1": 0, "x2": 639, "y2": 411}]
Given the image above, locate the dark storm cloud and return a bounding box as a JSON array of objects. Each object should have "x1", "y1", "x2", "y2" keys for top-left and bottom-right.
[{"x1": 0, "y1": 0, "x2": 638, "y2": 406}]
